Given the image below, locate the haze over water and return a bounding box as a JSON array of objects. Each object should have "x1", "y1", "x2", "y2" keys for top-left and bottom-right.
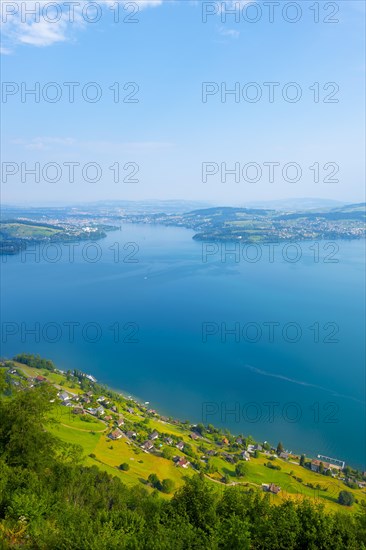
[{"x1": 1, "y1": 224, "x2": 365, "y2": 469}]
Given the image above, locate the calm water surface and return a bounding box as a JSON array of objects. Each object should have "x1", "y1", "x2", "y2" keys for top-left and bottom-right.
[{"x1": 1, "y1": 225, "x2": 365, "y2": 468}]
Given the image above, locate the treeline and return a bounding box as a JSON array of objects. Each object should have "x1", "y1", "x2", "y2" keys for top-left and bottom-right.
[
  {"x1": 0, "y1": 385, "x2": 366, "y2": 549},
  {"x1": 13, "y1": 353, "x2": 55, "y2": 372}
]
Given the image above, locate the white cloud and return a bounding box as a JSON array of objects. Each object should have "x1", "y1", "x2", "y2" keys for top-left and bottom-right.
[
  {"x1": 1, "y1": 0, "x2": 166, "y2": 53},
  {"x1": 218, "y1": 27, "x2": 240, "y2": 39},
  {"x1": 11, "y1": 136, "x2": 173, "y2": 153}
]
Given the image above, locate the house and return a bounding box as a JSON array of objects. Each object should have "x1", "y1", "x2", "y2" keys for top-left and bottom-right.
[
  {"x1": 86, "y1": 391, "x2": 93, "y2": 397},
  {"x1": 280, "y1": 452, "x2": 289, "y2": 460},
  {"x1": 165, "y1": 437, "x2": 173, "y2": 445},
  {"x1": 311, "y1": 459, "x2": 341, "y2": 473},
  {"x1": 262, "y1": 483, "x2": 281, "y2": 494},
  {"x1": 126, "y1": 430, "x2": 137, "y2": 439},
  {"x1": 236, "y1": 437, "x2": 243, "y2": 445},
  {"x1": 104, "y1": 415, "x2": 113, "y2": 422},
  {"x1": 59, "y1": 391, "x2": 70, "y2": 402},
  {"x1": 141, "y1": 441, "x2": 154, "y2": 452},
  {"x1": 72, "y1": 407, "x2": 84, "y2": 415},
  {"x1": 35, "y1": 375, "x2": 47, "y2": 383},
  {"x1": 109, "y1": 429, "x2": 123, "y2": 440},
  {"x1": 96, "y1": 406, "x2": 105, "y2": 416},
  {"x1": 176, "y1": 441, "x2": 185, "y2": 451},
  {"x1": 222, "y1": 452, "x2": 235, "y2": 464},
  {"x1": 127, "y1": 407, "x2": 134, "y2": 414},
  {"x1": 117, "y1": 417, "x2": 124, "y2": 427},
  {"x1": 248, "y1": 444, "x2": 262, "y2": 454},
  {"x1": 222, "y1": 437, "x2": 229, "y2": 445},
  {"x1": 97, "y1": 396, "x2": 108, "y2": 404},
  {"x1": 190, "y1": 432, "x2": 200, "y2": 440},
  {"x1": 176, "y1": 457, "x2": 190, "y2": 468},
  {"x1": 240, "y1": 451, "x2": 250, "y2": 461},
  {"x1": 149, "y1": 431, "x2": 159, "y2": 441}
]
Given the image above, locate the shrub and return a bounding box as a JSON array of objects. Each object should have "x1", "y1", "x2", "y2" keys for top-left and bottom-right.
[{"x1": 338, "y1": 491, "x2": 355, "y2": 506}]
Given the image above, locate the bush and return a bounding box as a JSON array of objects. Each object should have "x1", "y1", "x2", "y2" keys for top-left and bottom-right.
[
  {"x1": 89, "y1": 453, "x2": 96, "y2": 459},
  {"x1": 338, "y1": 491, "x2": 355, "y2": 506},
  {"x1": 161, "y1": 479, "x2": 175, "y2": 494},
  {"x1": 119, "y1": 463, "x2": 130, "y2": 471}
]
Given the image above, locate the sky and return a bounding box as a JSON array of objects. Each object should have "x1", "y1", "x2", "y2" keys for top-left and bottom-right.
[{"x1": 1, "y1": 0, "x2": 365, "y2": 206}]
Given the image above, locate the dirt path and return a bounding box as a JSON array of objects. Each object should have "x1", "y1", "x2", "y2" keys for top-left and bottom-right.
[{"x1": 60, "y1": 423, "x2": 107, "y2": 433}]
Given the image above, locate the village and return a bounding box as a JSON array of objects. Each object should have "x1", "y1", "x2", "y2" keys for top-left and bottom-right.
[{"x1": 3, "y1": 355, "x2": 366, "y2": 511}]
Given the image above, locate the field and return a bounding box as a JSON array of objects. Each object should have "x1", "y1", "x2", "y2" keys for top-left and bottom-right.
[{"x1": 0, "y1": 223, "x2": 61, "y2": 238}]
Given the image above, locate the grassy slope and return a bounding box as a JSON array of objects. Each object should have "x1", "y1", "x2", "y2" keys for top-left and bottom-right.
[
  {"x1": 7, "y1": 364, "x2": 365, "y2": 512},
  {"x1": 1, "y1": 223, "x2": 60, "y2": 238}
]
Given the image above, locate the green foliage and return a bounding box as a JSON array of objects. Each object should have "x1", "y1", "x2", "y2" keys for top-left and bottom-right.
[
  {"x1": 0, "y1": 387, "x2": 365, "y2": 548},
  {"x1": 338, "y1": 491, "x2": 355, "y2": 506},
  {"x1": 13, "y1": 353, "x2": 55, "y2": 371},
  {"x1": 161, "y1": 478, "x2": 175, "y2": 494},
  {"x1": 119, "y1": 463, "x2": 130, "y2": 471},
  {"x1": 235, "y1": 462, "x2": 247, "y2": 477}
]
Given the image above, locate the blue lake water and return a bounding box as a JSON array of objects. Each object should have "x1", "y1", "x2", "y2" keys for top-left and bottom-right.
[{"x1": 1, "y1": 224, "x2": 365, "y2": 469}]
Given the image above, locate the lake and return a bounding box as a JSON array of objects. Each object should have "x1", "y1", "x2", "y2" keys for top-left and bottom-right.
[{"x1": 1, "y1": 224, "x2": 365, "y2": 469}]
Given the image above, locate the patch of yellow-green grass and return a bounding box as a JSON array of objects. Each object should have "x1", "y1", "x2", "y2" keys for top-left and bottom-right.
[
  {"x1": 50, "y1": 405, "x2": 106, "y2": 431},
  {"x1": 12, "y1": 362, "x2": 83, "y2": 394},
  {"x1": 242, "y1": 455, "x2": 364, "y2": 514},
  {"x1": 2, "y1": 223, "x2": 60, "y2": 238},
  {"x1": 47, "y1": 422, "x2": 101, "y2": 456},
  {"x1": 92, "y1": 435, "x2": 191, "y2": 490},
  {"x1": 148, "y1": 418, "x2": 193, "y2": 440}
]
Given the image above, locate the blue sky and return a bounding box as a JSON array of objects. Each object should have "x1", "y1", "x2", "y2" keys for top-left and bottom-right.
[{"x1": 1, "y1": 0, "x2": 365, "y2": 205}]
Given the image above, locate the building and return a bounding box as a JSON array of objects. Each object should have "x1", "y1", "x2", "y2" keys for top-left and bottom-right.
[
  {"x1": 141, "y1": 441, "x2": 154, "y2": 452},
  {"x1": 109, "y1": 429, "x2": 123, "y2": 440},
  {"x1": 176, "y1": 458, "x2": 190, "y2": 468},
  {"x1": 311, "y1": 459, "x2": 342, "y2": 473},
  {"x1": 240, "y1": 451, "x2": 250, "y2": 461},
  {"x1": 176, "y1": 441, "x2": 185, "y2": 451},
  {"x1": 149, "y1": 431, "x2": 159, "y2": 440},
  {"x1": 262, "y1": 483, "x2": 281, "y2": 494},
  {"x1": 59, "y1": 391, "x2": 70, "y2": 402}
]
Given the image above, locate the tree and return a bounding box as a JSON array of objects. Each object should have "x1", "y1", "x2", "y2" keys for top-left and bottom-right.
[
  {"x1": 235, "y1": 462, "x2": 247, "y2": 478},
  {"x1": 300, "y1": 454, "x2": 306, "y2": 467},
  {"x1": 161, "y1": 446, "x2": 174, "y2": 460},
  {"x1": 276, "y1": 442, "x2": 284, "y2": 455},
  {"x1": 119, "y1": 463, "x2": 130, "y2": 471},
  {"x1": 319, "y1": 462, "x2": 325, "y2": 474},
  {"x1": 338, "y1": 491, "x2": 355, "y2": 506},
  {"x1": 148, "y1": 473, "x2": 161, "y2": 489},
  {"x1": 161, "y1": 479, "x2": 175, "y2": 494}
]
